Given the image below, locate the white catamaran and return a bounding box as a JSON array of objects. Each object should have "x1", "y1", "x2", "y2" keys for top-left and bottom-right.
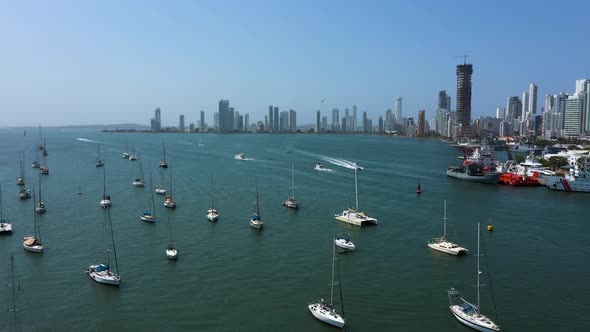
[
  {"x1": 428, "y1": 200, "x2": 468, "y2": 255},
  {"x1": 448, "y1": 222, "x2": 500, "y2": 332},
  {"x1": 308, "y1": 239, "x2": 345, "y2": 328},
  {"x1": 335, "y1": 167, "x2": 377, "y2": 226}
]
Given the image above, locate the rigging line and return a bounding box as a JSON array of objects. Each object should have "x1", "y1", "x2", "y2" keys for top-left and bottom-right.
[
  {"x1": 480, "y1": 232, "x2": 499, "y2": 322},
  {"x1": 337, "y1": 253, "x2": 345, "y2": 317}
]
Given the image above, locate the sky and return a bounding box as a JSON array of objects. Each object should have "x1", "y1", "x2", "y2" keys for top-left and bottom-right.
[{"x1": 1, "y1": 0, "x2": 590, "y2": 127}]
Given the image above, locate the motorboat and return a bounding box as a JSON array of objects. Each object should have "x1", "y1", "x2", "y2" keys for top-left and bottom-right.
[
  {"x1": 314, "y1": 163, "x2": 325, "y2": 171},
  {"x1": 235, "y1": 153, "x2": 246, "y2": 160}
]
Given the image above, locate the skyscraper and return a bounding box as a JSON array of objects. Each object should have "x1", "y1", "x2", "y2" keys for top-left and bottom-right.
[
  {"x1": 268, "y1": 105, "x2": 274, "y2": 132},
  {"x1": 344, "y1": 108, "x2": 350, "y2": 132},
  {"x1": 332, "y1": 108, "x2": 339, "y2": 132},
  {"x1": 321, "y1": 116, "x2": 328, "y2": 132},
  {"x1": 529, "y1": 83, "x2": 538, "y2": 115},
  {"x1": 362, "y1": 112, "x2": 368, "y2": 133},
  {"x1": 279, "y1": 111, "x2": 288, "y2": 132},
  {"x1": 456, "y1": 63, "x2": 473, "y2": 136},
  {"x1": 179, "y1": 114, "x2": 185, "y2": 132},
  {"x1": 417, "y1": 110, "x2": 426, "y2": 136},
  {"x1": 289, "y1": 109, "x2": 297, "y2": 132},
  {"x1": 522, "y1": 92, "x2": 529, "y2": 118},
  {"x1": 385, "y1": 109, "x2": 393, "y2": 131},
  {"x1": 496, "y1": 107, "x2": 505, "y2": 119},
  {"x1": 438, "y1": 90, "x2": 449, "y2": 110},
  {"x1": 218, "y1": 99, "x2": 230, "y2": 133},
  {"x1": 273, "y1": 107, "x2": 279, "y2": 132},
  {"x1": 506, "y1": 96, "x2": 522, "y2": 121},
  {"x1": 150, "y1": 107, "x2": 162, "y2": 131},
  {"x1": 200, "y1": 111, "x2": 205, "y2": 131},
  {"x1": 394, "y1": 97, "x2": 402, "y2": 125},
  {"x1": 244, "y1": 113, "x2": 249, "y2": 132},
  {"x1": 315, "y1": 110, "x2": 321, "y2": 133},
  {"x1": 352, "y1": 105, "x2": 358, "y2": 132},
  {"x1": 564, "y1": 94, "x2": 583, "y2": 137}
]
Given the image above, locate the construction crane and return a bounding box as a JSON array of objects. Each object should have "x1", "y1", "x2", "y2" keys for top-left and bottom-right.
[{"x1": 453, "y1": 54, "x2": 470, "y2": 65}]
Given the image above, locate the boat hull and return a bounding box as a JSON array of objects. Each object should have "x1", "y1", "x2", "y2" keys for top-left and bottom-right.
[
  {"x1": 450, "y1": 305, "x2": 500, "y2": 332},
  {"x1": 0, "y1": 223, "x2": 13, "y2": 234},
  {"x1": 206, "y1": 212, "x2": 218, "y2": 222},
  {"x1": 140, "y1": 215, "x2": 156, "y2": 222},
  {"x1": 100, "y1": 199, "x2": 111, "y2": 208},
  {"x1": 308, "y1": 303, "x2": 345, "y2": 328},
  {"x1": 427, "y1": 242, "x2": 467, "y2": 255},
  {"x1": 334, "y1": 238, "x2": 356, "y2": 251},
  {"x1": 23, "y1": 243, "x2": 43, "y2": 253},
  {"x1": 545, "y1": 177, "x2": 590, "y2": 193},
  {"x1": 446, "y1": 169, "x2": 500, "y2": 184},
  {"x1": 250, "y1": 219, "x2": 263, "y2": 229},
  {"x1": 88, "y1": 270, "x2": 121, "y2": 286},
  {"x1": 334, "y1": 210, "x2": 378, "y2": 227}
]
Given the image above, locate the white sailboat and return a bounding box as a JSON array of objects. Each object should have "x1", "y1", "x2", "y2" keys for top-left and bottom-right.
[
  {"x1": 121, "y1": 144, "x2": 130, "y2": 159},
  {"x1": 249, "y1": 178, "x2": 264, "y2": 229},
  {"x1": 95, "y1": 144, "x2": 104, "y2": 167},
  {"x1": 155, "y1": 172, "x2": 167, "y2": 195},
  {"x1": 448, "y1": 222, "x2": 500, "y2": 332},
  {"x1": 100, "y1": 165, "x2": 111, "y2": 208},
  {"x1": 35, "y1": 172, "x2": 46, "y2": 214},
  {"x1": 335, "y1": 167, "x2": 378, "y2": 226},
  {"x1": 206, "y1": 174, "x2": 219, "y2": 222},
  {"x1": 334, "y1": 234, "x2": 356, "y2": 251},
  {"x1": 166, "y1": 217, "x2": 178, "y2": 260},
  {"x1": 87, "y1": 207, "x2": 121, "y2": 286},
  {"x1": 39, "y1": 152, "x2": 49, "y2": 175},
  {"x1": 132, "y1": 155, "x2": 145, "y2": 187},
  {"x1": 0, "y1": 184, "x2": 13, "y2": 234},
  {"x1": 428, "y1": 200, "x2": 468, "y2": 255},
  {"x1": 164, "y1": 167, "x2": 176, "y2": 208},
  {"x1": 282, "y1": 163, "x2": 299, "y2": 209},
  {"x1": 32, "y1": 149, "x2": 40, "y2": 168},
  {"x1": 23, "y1": 189, "x2": 43, "y2": 253},
  {"x1": 16, "y1": 154, "x2": 25, "y2": 185},
  {"x1": 140, "y1": 173, "x2": 156, "y2": 222},
  {"x1": 159, "y1": 142, "x2": 168, "y2": 168},
  {"x1": 308, "y1": 239, "x2": 345, "y2": 328}
]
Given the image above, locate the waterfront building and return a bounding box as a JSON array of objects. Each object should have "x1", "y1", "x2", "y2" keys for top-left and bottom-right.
[
  {"x1": 332, "y1": 108, "x2": 340, "y2": 132},
  {"x1": 244, "y1": 113, "x2": 250, "y2": 132},
  {"x1": 529, "y1": 83, "x2": 538, "y2": 115},
  {"x1": 273, "y1": 107, "x2": 279, "y2": 133},
  {"x1": 289, "y1": 110, "x2": 296, "y2": 132},
  {"x1": 279, "y1": 111, "x2": 288, "y2": 132},
  {"x1": 417, "y1": 110, "x2": 426, "y2": 136},
  {"x1": 218, "y1": 99, "x2": 231, "y2": 133},
  {"x1": 315, "y1": 111, "x2": 321, "y2": 133},
  {"x1": 200, "y1": 111, "x2": 206, "y2": 131},
  {"x1": 150, "y1": 107, "x2": 162, "y2": 131},
  {"x1": 564, "y1": 94, "x2": 584, "y2": 137},
  {"x1": 456, "y1": 63, "x2": 473, "y2": 136},
  {"x1": 352, "y1": 105, "x2": 358, "y2": 132},
  {"x1": 268, "y1": 105, "x2": 274, "y2": 132},
  {"x1": 394, "y1": 97, "x2": 402, "y2": 125},
  {"x1": 179, "y1": 114, "x2": 185, "y2": 132}
]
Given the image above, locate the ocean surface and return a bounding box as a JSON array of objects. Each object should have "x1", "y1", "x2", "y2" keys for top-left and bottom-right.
[{"x1": 0, "y1": 128, "x2": 588, "y2": 331}]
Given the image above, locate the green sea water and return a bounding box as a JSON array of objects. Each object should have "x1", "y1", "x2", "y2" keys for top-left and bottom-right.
[{"x1": 0, "y1": 128, "x2": 588, "y2": 331}]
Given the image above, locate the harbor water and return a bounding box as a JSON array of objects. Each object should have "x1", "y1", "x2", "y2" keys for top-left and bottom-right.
[{"x1": 0, "y1": 128, "x2": 588, "y2": 331}]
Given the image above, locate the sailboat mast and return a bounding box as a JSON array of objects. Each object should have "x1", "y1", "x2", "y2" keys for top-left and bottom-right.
[
  {"x1": 330, "y1": 239, "x2": 336, "y2": 306},
  {"x1": 38, "y1": 172, "x2": 42, "y2": 203},
  {"x1": 162, "y1": 142, "x2": 166, "y2": 162},
  {"x1": 0, "y1": 184, "x2": 3, "y2": 219},
  {"x1": 9, "y1": 253, "x2": 18, "y2": 331},
  {"x1": 32, "y1": 189, "x2": 40, "y2": 241},
  {"x1": 477, "y1": 221, "x2": 481, "y2": 310},
  {"x1": 291, "y1": 163, "x2": 295, "y2": 199},
  {"x1": 354, "y1": 167, "x2": 359, "y2": 210},
  {"x1": 107, "y1": 208, "x2": 120, "y2": 274},
  {"x1": 255, "y1": 178, "x2": 260, "y2": 216},
  {"x1": 149, "y1": 173, "x2": 155, "y2": 217},
  {"x1": 102, "y1": 166, "x2": 106, "y2": 197},
  {"x1": 443, "y1": 200, "x2": 447, "y2": 238},
  {"x1": 210, "y1": 174, "x2": 214, "y2": 209},
  {"x1": 170, "y1": 166, "x2": 173, "y2": 197}
]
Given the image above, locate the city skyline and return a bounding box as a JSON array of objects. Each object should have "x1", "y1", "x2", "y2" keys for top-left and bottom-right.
[{"x1": 2, "y1": 1, "x2": 590, "y2": 127}]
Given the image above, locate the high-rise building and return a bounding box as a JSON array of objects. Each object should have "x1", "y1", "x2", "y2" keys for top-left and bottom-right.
[
  {"x1": 273, "y1": 107, "x2": 279, "y2": 132},
  {"x1": 200, "y1": 111, "x2": 206, "y2": 131},
  {"x1": 385, "y1": 109, "x2": 393, "y2": 131},
  {"x1": 378, "y1": 116, "x2": 384, "y2": 132},
  {"x1": 289, "y1": 109, "x2": 297, "y2": 132},
  {"x1": 179, "y1": 114, "x2": 185, "y2": 132},
  {"x1": 362, "y1": 112, "x2": 368, "y2": 133},
  {"x1": 564, "y1": 94, "x2": 583, "y2": 138},
  {"x1": 321, "y1": 116, "x2": 328, "y2": 132},
  {"x1": 229, "y1": 107, "x2": 236, "y2": 131},
  {"x1": 279, "y1": 111, "x2": 288, "y2": 132},
  {"x1": 529, "y1": 83, "x2": 538, "y2": 115},
  {"x1": 438, "y1": 90, "x2": 449, "y2": 110},
  {"x1": 394, "y1": 97, "x2": 402, "y2": 125},
  {"x1": 218, "y1": 99, "x2": 231, "y2": 132},
  {"x1": 344, "y1": 108, "x2": 350, "y2": 132},
  {"x1": 315, "y1": 111, "x2": 321, "y2": 133},
  {"x1": 150, "y1": 107, "x2": 162, "y2": 131},
  {"x1": 522, "y1": 92, "x2": 529, "y2": 118},
  {"x1": 575, "y1": 79, "x2": 590, "y2": 132},
  {"x1": 496, "y1": 107, "x2": 505, "y2": 119},
  {"x1": 352, "y1": 105, "x2": 358, "y2": 132},
  {"x1": 417, "y1": 110, "x2": 426, "y2": 136},
  {"x1": 268, "y1": 105, "x2": 274, "y2": 132},
  {"x1": 331, "y1": 108, "x2": 340, "y2": 132},
  {"x1": 214, "y1": 112, "x2": 219, "y2": 131},
  {"x1": 244, "y1": 113, "x2": 250, "y2": 132},
  {"x1": 456, "y1": 63, "x2": 473, "y2": 136},
  {"x1": 506, "y1": 96, "x2": 522, "y2": 121}
]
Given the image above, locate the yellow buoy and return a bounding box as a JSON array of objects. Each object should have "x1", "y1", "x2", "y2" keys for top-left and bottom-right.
[{"x1": 487, "y1": 224, "x2": 493, "y2": 231}]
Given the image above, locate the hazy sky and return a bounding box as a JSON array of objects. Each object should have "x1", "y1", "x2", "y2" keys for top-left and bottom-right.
[{"x1": 2, "y1": 0, "x2": 589, "y2": 127}]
